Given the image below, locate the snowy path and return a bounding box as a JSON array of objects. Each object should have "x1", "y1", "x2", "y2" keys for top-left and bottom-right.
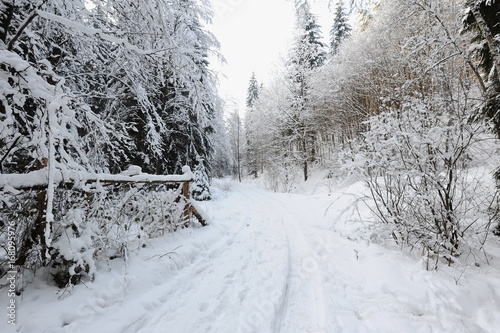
[
  {"x1": 4, "y1": 180, "x2": 500, "y2": 333},
  {"x1": 121, "y1": 185, "x2": 292, "y2": 333}
]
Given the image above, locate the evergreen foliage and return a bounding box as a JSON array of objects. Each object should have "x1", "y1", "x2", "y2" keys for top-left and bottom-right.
[
  {"x1": 330, "y1": 0, "x2": 352, "y2": 55},
  {"x1": 192, "y1": 161, "x2": 212, "y2": 201},
  {"x1": 293, "y1": 10, "x2": 327, "y2": 71},
  {"x1": 0, "y1": 0, "x2": 223, "y2": 177},
  {"x1": 245, "y1": 73, "x2": 261, "y2": 177},
  {"x1": 246, "y1": 73, "x2": 260, "y2": 108},
  {"x1": 285, "y1": 7, "x2": 326, "y2": 181}
]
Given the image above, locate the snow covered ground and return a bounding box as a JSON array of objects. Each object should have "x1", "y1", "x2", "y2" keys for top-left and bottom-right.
[{"x1": 2, "y1": 177, "x2": 500, "y2": 332}]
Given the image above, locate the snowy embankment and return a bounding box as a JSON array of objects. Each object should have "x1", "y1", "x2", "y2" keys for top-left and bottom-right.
[{"x1": 2, "y1": 178, "x2": 500, "y2": 332}]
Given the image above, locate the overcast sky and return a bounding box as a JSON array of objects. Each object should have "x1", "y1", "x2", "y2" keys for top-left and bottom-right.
[{"x1": 208, "y1": 0, "x2": 296, "y2": 114}]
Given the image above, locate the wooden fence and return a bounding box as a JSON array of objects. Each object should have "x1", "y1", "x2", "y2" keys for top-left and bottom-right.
[
  {"x1": 0, "y1": 163, "x2": 206, "y2": 226},
  {"x1": 1, "y1": 164, "x2": 209, "y2": 274}
]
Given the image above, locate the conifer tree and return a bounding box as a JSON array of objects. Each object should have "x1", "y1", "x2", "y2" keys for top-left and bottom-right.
[
  {"x1": 246, "y1": 72, "x2": 260, "y2": 108},
  {"x1": 0, "y1": 0, "x2": 225, "y2": 280},
  {"x1": 285, "y1": 7, "x2": 326, "y2": 181},
  {"x1": 330, "y1": 0, "x2": 352, "y2": 55},
  {"x1": 245, "y1": 73, "x2": 261, "y2": 177},
  {"x1": 192, "y1": 159, "x2": 212, "y2": 201}
]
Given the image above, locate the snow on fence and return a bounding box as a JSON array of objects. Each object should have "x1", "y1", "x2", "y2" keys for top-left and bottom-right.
[{"x1": 0, "y1": 162, "x2": 207, "y2": 227}]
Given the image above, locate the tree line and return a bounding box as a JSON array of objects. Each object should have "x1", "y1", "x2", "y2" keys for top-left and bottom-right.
[{"x1": 241, "y1": 0, "x2": 500, "y2": 267}]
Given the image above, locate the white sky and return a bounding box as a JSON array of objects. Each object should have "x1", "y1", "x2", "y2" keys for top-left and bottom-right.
[
  {"x1": 208, "y1": 0, "x2": 296, "y2": 114},
  {"x1": 208, "y1": 0, "x2": 337, "y2": 115}
]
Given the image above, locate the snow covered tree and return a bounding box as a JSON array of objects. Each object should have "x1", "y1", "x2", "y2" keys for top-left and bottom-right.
[
  {"x1": 330, "y1": 0, "x2": 352, "y2": 55},
  {"x1": 0, "y1": 0, "x2": 128, "y2": 268},
  {"x1": 192, "y1": 160, "x2": 212, "y2": 201},
  {"x1": 285, "y1": 7, "x2": 326, "y2": 181},
  {"x1": 251, "y1": 80, "x2": 304, "y2": 191},
  {"x1": 246, "y1": 73, "x2": 260, "y2": 108},
  {"x1": 245, "y1": 73, "x2": 261, "y2": 177},
  {"x1": 95, "y1": 0, "x2": 221, "y2": 181},
  {"x1": 463, "y1": 0, "x2": 500, "y2": 235},
  {"x1": 293, "y1": 9, "x2": 327, "y2": 71},
  {"x1": 162, "y1": 0, "x2": 220, "y2": 180},
  {"x1": 344, "y1": 99, "x2": 496, "y2": 268},
  {"x1": 247, "y1": 4, "x2": 328, "y2": 185},
  {"x1": 210, "y1": 101, "x2": 233, "y2": 178}
]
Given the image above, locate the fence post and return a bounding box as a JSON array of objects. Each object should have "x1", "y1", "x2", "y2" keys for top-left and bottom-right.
[
  {"x1": 182, "y1": 181, "x2": 190, "y2": 200},
  {"x1": 181, "y1": 181, "x2": 191, "y2": 225},
  {"x1": 36, "y1": 158, "x2": 50, "y2": 263},
  {"x1": 16, "y1": 158, "x2": 50, "y2": 266}
]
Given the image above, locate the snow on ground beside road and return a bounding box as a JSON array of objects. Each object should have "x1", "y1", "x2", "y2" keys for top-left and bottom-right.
[{"x1": 2, "y1": 177, "x2": 500, "y2": 332}]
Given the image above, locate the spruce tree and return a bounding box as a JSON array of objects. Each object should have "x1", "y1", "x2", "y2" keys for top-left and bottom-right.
[
  {"x1": 101, "y1": 0, "x2": 221, "y2": 201},
  {"x1": 192, "y1": 159, "x2": 212, "y2": 201},
  {"x1": 160, "y1": 0, "x2": 219, "y2": 201},
  {"x1": 295, "y1": 10, "x2": 327, "y2": 71},
  {"x1": 330, "y1": 0, "x2": 352, "y2": 55},
  {"x1": 286, "y1": 7, "x2": 326, "y2": 181},
  {"x1": 246, "y1": 73, "x2": 260, "y2": 108},
  {"x1": 245, "y1": 73, "x2": 260, "y2": 177}
]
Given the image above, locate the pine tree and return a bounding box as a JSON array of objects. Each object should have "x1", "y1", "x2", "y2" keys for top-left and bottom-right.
[
  {"x1": 159, "y1": 0, "x2": 220, "y2": 193},
  {"x1": 284, "y1": 7, "x2": 326, "y2": 181},
  {"x1": 330, "y1": 0, "x2": 352, "y2": 55},
  {"x1": 192, "y1": 159, "x2": 212, "y2": 201},
  {"x1": 0, "y1": 0, "x2": 125, "y2": 270},
  {"x1": 245, "y1": 73, "x2": 261, "y2": 177},
  {"x1": 96, "y1": 0, "x2": 222, "y2": 199},
  {"x1": 295, "y1": 10, "x2": 327, "y2": 71},
  {"x1": 288, "y1": 9, "x2": 326, "y2": 115},
  {"x1": 246, "y1": 73, "x2": 260, "y2": 108}
]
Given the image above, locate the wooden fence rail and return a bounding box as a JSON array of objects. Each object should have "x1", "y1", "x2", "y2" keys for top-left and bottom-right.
[{"x1": 0, "y1": 164, "x2": 207, "y2": 226}]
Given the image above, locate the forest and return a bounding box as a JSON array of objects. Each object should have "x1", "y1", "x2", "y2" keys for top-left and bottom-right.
[
  {"x1": 0, "y1": 0, "x2": 500, "y2": 300},
  {"x1": 237, "y1": 0, "x2": 500, "y2": 265}
]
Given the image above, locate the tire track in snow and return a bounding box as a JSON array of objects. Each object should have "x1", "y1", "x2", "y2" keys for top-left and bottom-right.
[
  {"x1": 243, "y1": 188, "x2": 328, "y2": 333},
  {"x1": 272, "y1": 219, "x2": 292, "y2": 333},
  {"x1": 277, "y1": 209, "x2": 327, "y2": 332}
]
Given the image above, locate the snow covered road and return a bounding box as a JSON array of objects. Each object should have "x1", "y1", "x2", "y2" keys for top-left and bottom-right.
[{"x1": 4, "y1": 180, "x2": 500, "y2": 333}]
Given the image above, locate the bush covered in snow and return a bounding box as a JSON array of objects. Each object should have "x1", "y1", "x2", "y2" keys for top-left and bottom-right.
[{"x1": 343, "y1": 100, "x2": 499, "y2": 268}]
